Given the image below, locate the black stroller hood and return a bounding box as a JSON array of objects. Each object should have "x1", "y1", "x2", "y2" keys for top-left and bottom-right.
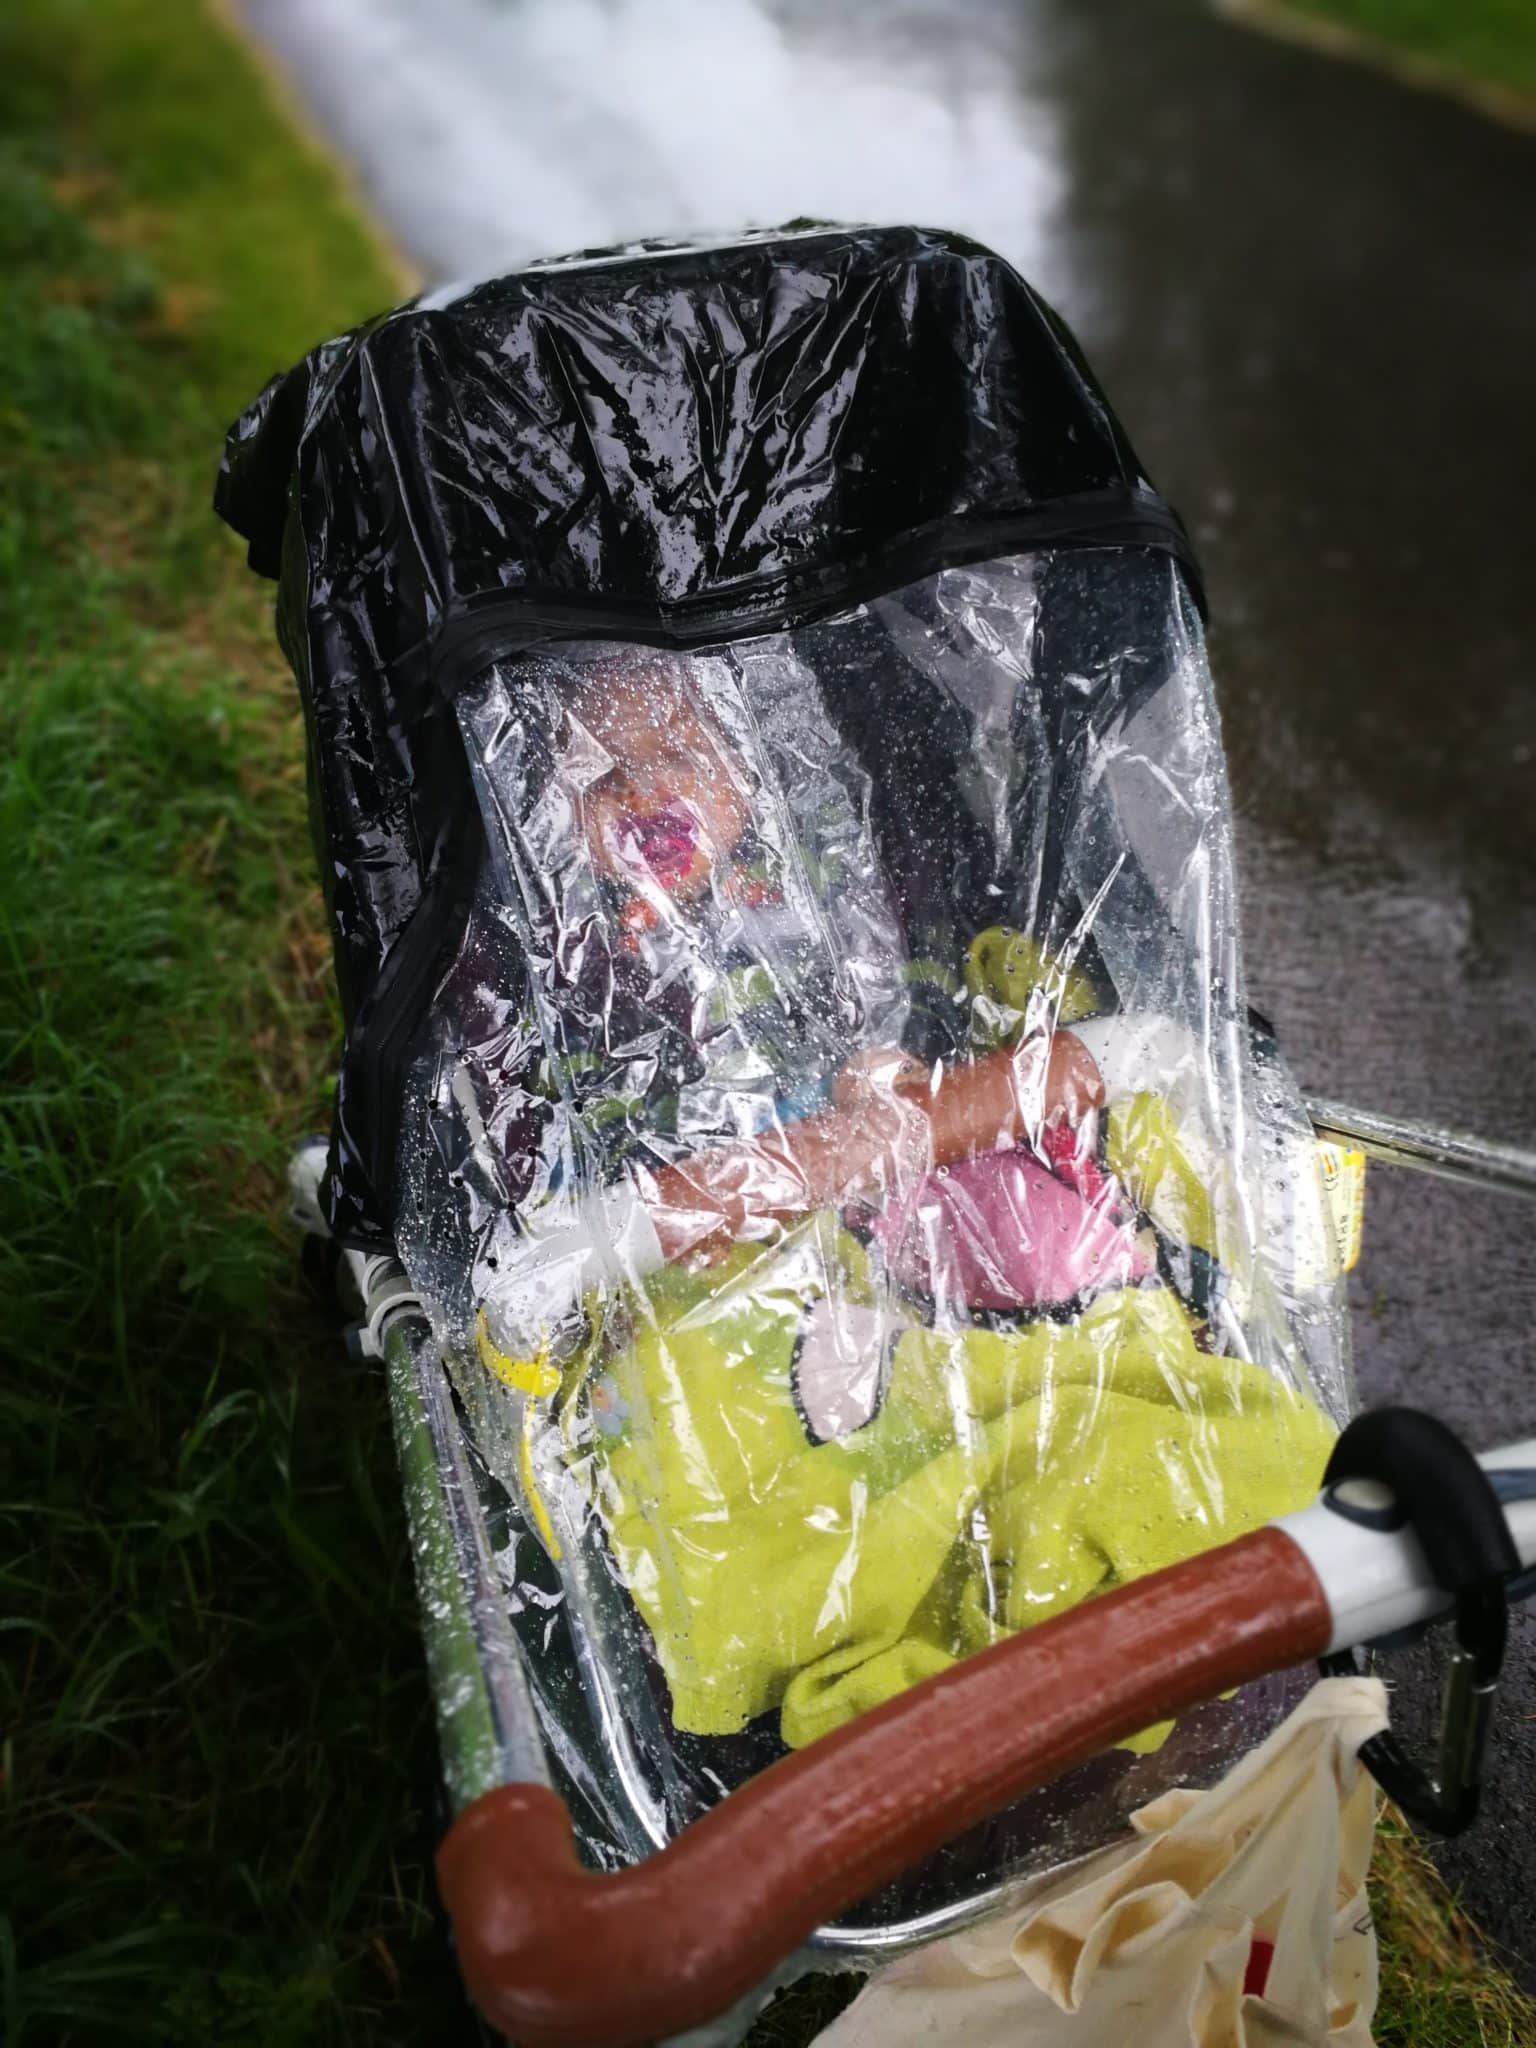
[{"x1": 217, "y1": 223, "x2": 1202, "y2": 1244}]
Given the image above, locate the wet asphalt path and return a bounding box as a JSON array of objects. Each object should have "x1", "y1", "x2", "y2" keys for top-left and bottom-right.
[
  {"x1": 1011, "y1": 0, "x2": 1536, "y2": 1968},
  {"x1": 245, "y1": 0, "x2": 1536, "y2": 1973}
]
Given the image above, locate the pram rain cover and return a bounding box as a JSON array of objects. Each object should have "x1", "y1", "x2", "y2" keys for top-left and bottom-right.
[{"x1": 219, "y1": 225, "x2": 1350, "y2": 1923}]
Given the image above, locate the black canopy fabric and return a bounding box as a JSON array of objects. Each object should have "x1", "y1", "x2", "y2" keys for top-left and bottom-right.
[{"x1": 217, "y1": 224, "x2": 1200, "y2": 1245}]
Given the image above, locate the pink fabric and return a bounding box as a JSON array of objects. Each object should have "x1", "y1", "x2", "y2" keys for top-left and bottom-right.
[{"x1": 872, "y1": 1148, "x2": 1153, "y2": 1311}]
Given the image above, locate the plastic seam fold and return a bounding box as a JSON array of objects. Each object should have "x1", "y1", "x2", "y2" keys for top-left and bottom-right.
[{"x1": 428, "y1": 488, "x2": 1205, "y2": 699}]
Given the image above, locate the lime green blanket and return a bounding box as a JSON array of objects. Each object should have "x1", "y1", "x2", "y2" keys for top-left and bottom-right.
[{"x1": 561, "y1": 1223, "x2": 1334, "y2": 1751}]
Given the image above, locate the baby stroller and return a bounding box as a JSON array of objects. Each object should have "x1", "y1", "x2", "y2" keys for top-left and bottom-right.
[{"x1": 218, "y1": 227, "x2": 1536, "y2": 2046}]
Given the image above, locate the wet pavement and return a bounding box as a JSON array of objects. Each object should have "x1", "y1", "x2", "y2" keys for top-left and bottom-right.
[
  {"x1": 1018, "y1": 0, "x2": 1536, "y2": 1969},
  {"x1": 244, "y1": 0, "x2": 1536, "y2": 1974}
]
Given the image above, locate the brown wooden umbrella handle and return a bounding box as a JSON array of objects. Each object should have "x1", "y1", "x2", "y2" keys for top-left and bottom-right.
[{"x1": 437, "y1": 1526, "x2": 1330, "y2": 2048}]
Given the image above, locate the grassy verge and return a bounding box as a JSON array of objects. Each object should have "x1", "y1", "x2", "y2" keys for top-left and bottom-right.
[
  {"x1": 1372, "y1": 1814, "x2": 1536, "y2": 2047},
  {"x1": 1217, "y1": 0, "x2": 1536, "y2": 109},
  {"x1": 0, "y1": 2, "x2": 458, "y2": 2041},
  {"x1": 1, "y1": 1, "x2": 1533, "y2": 2045},
  {"x1": 1287, "y1": 0, "x2": 1536, "y2": 94}
]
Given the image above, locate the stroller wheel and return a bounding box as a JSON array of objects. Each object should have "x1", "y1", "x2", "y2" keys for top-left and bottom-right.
[
  {"x1": 286, "y1": 1133, "x2": 331, "y2": 1238},
  {"x1": 286, "y1": 1133, "x2": 423, "y2": 1358},
  {"x1": 288, "y1": 1135, "x2": 344, "y2": 1313}
]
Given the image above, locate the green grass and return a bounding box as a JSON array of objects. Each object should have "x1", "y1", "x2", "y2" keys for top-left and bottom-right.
[
  {"x1": 0, "y1": 2, "x2": 457, "y2": 2041},
  {"x1": 1279, "y1": 0, "x2": 1536, "y2": 98},
  {"x1": 2, "y1": 1, "x2": 1535, "y2": 2044},
  {"x1": 1372, "y1": 1814, "x2": 1536, "y2": 2047}
]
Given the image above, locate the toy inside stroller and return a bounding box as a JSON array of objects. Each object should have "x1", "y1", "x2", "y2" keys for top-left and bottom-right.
[{"x1": 219, "y1": 226, "x2": 1536, "y2": 2046}]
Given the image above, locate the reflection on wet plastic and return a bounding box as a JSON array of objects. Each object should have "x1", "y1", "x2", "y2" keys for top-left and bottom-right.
[{"x1": 393, "y1": 547, "x2": 1350, "y2": 1886}]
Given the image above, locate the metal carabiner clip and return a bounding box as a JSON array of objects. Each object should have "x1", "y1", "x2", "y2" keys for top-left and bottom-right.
[
  {"x1": 1318, "y1": 1410, "x2": 1517, "y2": 1839},
  {"x1": 1323, "y1": 1581, "x2": 1504, "y2": 1836}
]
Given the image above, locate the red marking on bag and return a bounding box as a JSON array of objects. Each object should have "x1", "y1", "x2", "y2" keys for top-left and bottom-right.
[{"x1": 1243, "y1": 1936, "x2": 1275, "y2": 1999}]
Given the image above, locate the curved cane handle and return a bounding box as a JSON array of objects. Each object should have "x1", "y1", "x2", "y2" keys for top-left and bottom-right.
[{"x1": 438, "y1": 1526, "x2": 1329, "y2": 2048}]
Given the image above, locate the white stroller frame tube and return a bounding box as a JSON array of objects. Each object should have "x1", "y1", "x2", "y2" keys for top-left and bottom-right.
[
  {"x1": 1305, "y1": 1096, "x2": 1536, "y2": 1199},
  {"x1": 1278, "y1": 1441, "x2": 1536, "y2": 1654}
]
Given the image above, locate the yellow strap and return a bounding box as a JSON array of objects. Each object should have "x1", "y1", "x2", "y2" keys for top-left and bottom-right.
[
  {"x1": 1317, "y1": 1142, "x2": 1367, "y2": 1273},
  {"x1": 520, "y1": 1405, "x2": 562, "y2": 1560},
  {"x1": 473, "y1": 1307, "x2": 563, "y2": 1556},
  {"x1": 474, "y1": 1307, "x2": 562, "y2": 1398}
]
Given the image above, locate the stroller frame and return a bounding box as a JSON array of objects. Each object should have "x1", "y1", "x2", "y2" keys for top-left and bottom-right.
[{"x1": 298, "y1": 1101, "x2": 1536, "y2": 2043}]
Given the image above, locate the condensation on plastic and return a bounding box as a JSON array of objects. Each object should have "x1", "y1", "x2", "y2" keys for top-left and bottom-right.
[{"x1": 393, "y1": 545, "x2": 1351, "y2": 1904}]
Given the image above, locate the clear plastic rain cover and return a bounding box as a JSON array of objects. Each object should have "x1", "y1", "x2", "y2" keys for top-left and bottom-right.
[{"x1": 394, "y1": 545, "x2": 1351, "y2": 1911}]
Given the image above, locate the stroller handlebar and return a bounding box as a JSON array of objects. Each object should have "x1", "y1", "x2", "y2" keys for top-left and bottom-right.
[{"x1": 436, "y1": 1526, "x2": 1330, "y2": 2048}]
